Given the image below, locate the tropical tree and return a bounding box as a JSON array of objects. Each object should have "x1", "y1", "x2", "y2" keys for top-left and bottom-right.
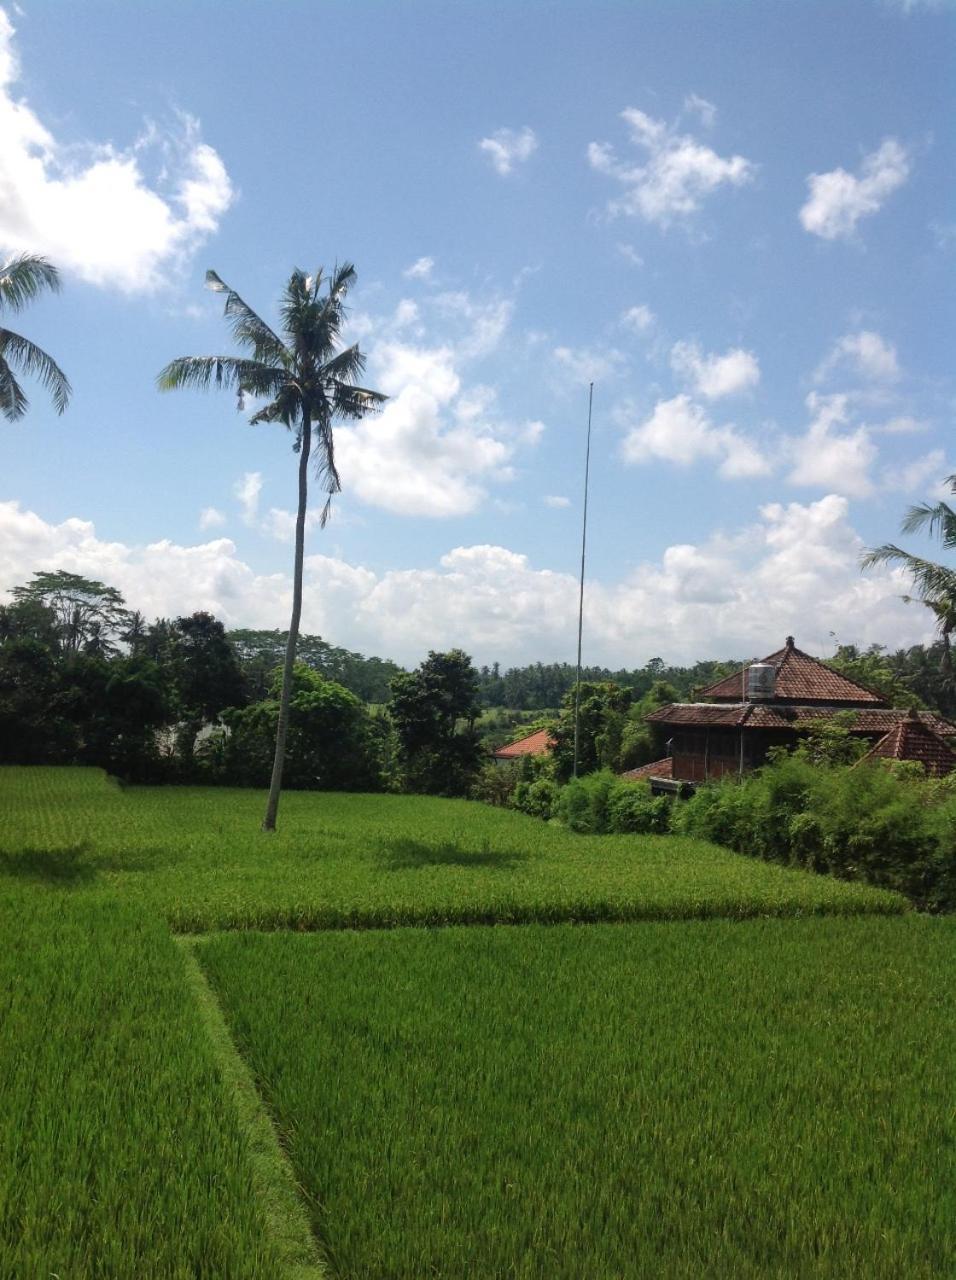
[
  {"x1": 0, "y1": 254, "x2": 71, "y2": 421},
  {"x1": 862, "y1": 477, "x2": 956, "y2": 688},
  {"x1": 158, "y1": 266, "x2": 384, "y2": 830}
]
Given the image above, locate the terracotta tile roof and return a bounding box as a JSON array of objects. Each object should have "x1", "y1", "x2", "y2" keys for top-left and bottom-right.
[
  {"x1": 646, "y1": 704, "x2": 956, "y2": 737},
  {"x1": 619, "y1": 757, "x2": 673, "y2": 782},
  {"x1": 700, "y1": 637, "x2": 886, "y2": 706},
  {"x1": 859, "y1": 710, "x2": 956, "y2": 776},
  {"x1": 492, "y1": 728, "x2": 554, "y2": 759}
]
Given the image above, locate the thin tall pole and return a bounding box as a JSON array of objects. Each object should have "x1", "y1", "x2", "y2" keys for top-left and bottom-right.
[{"x1": 573, "y1": 382, "x2": 594, "y2": 778}]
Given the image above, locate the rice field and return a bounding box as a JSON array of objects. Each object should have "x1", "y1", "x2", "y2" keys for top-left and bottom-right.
[
  {"x1": 0, "y1": 767, "x2": 951, "y2": 1278},
  {"x1": 0, "y1": 886, "x2": 290, "y2": 1279},
  {"x1": 0, "y1": 767, "x2": 905, "y2": 928},
  {"x1": 198, "y1": 919, "x2": 956, "y2": 1280}
]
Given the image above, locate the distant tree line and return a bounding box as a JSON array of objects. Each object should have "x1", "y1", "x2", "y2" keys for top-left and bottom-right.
[{"x1": 5, "y1": 567, "x2": 956, "y2": 796}]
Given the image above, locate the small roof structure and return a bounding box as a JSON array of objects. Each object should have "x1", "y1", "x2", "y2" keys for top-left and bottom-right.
[
  {"x1": 859, "y1": 707, "x2": 956, "y2": 776},
  {"x1": 700, "y1": 636, "x2": 885, "y2": 707},
  {"x1": 620, "y1": 757, "x2": 673, "y2": 782},
  {"x1": 492, "y1": 728, "x2": 554, "y2": 760}
]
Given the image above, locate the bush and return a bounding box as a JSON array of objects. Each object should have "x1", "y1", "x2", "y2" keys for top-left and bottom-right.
[
  {"x1": 555, "y1": 770, "x2": 618, "y2": 834},
  {"x1": 606, "y1": 781, "x2": 672, "y2": 834},
  {"x1": 513, "y1": 776, "x2": 559, "y2": 821},
  {"x1": 677, "y1": 753, "x2": 956, "y2": 910}
]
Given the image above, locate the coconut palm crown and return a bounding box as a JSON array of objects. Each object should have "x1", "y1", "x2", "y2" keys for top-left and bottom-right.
[
  {"x1": 158, "y1": 264, "x2": 385, "y2": 831},
  {"x1": 0, "y1": 254, "x2": 72, "y2": 421},
  {"x1": 862, "y1": 476, "x2": 956, "y2": 677}
]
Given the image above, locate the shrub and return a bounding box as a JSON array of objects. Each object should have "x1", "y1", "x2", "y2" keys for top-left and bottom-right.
[
  {"x1": 606, "y1": 781, "x2": 672, "y2": 834},
  {"x1": 555, "y1": 770, "x2": 617, "y2": 833},
  {"x1": 677, "y1": 753, "x2": 956, "y2": 909},
  {"x1": 513, "y1": 776, "x2": 559, "y2": 821}
]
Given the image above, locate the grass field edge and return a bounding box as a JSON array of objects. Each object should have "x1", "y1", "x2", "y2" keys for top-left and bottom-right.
[{"x1": 176, "y1": 938, "x2": 328, "y2": 1280}]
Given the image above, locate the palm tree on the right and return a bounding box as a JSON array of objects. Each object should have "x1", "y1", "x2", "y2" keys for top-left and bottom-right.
[{"x1": 863, "y1": 477, "x2": 956, "y2": 681}]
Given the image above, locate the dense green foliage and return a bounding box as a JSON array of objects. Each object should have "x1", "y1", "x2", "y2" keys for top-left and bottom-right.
[
  {"x1": 676, "y1": 751, "x2": 956, "y2": 909},
  {"x1": 0, "y1": 885, "x2": 284, "y2": 1277},
  {"x1": 388, "y1": 648, "x2": 483, "y2": 795},
  {"x1": 229, "y1": 627, "x2": 403, "y2": 703},
  {"x1": 199, "y1": 919, "x2": 956, "y2": 1279},
  {"x1": 0, "y1": 768, "x2": 902, "y2": 931}
]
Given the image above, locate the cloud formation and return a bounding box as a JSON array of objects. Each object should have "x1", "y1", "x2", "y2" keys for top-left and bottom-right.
[
  {"x1": 620, "y1": 394, "x2": 770, "y2": 478},
  {"x1": 0, "y1": 9, "x2": 233, "y2": 291},
  {"x1": 588, "y1": 104, "x2": 754, "y2": 226},
  {"x1": 478, "y1": 126, "x2": 538, "y2": 176},
  {"x1": 670, "y1": 340, "x2": 760, "y2": 399},
  {"x1": 815, "y1": 330, "x2": 901, "y2": 384},
  {"x1": 787, "y1": 393, "x2": 877, "y2": 497},
  {"x1": 799, "y1": 139, "x2": 909, "y2": 241},
  {"x1": 0, "y1": 496, "x2": 931, "y2": 667}
]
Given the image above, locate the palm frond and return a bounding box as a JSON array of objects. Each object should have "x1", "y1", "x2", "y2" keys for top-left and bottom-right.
[
  {"x1": 900, "y1": 500, "x2": 956, "y2": 550},
  {"x1": 156, "y1": 355, "x2": 287, "y2": 397},
  {"x1": 0, "y1": 255, "x2": 61, "y2": 313},
  {"x1": 862, "y1": 544, "x2": 956, "y2": 601},
  {"x1": 321, "y1": 342, "x2": 366, "y2": 385},
  {"x1": 332, "y1": 380, "x2": 387, "y2": 419},
  {"x1": 313, "y1": 415, "x2": 342, "y2": 501},
  {"x1": 205, "y1": 271, "x2": 291, "y2": 368},
  {"x1": 0, "y1": 355, "x2": 28, "y2": 421},
  {"x1": 0, "y1": 329, "x2": 71, "y2": 413}
]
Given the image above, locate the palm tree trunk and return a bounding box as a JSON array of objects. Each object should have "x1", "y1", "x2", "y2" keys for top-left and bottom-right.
[{"x1": 262, "y1": 410, "x2": 311, "y2": 832}]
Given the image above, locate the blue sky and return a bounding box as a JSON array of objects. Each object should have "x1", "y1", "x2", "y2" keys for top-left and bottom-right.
[{"x1": 1, "y1": 0, "x2": 954, "y2": 666}]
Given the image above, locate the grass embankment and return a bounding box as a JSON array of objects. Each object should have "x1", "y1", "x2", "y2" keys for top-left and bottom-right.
[
  {"x1": 0, "y1": 886, "x2": 296, "y2": 1279},
  {"x1": 199, "y1": 919, "x2": 956, "y2": 1280},
  {"x1": 0, "y1": 767, "x2": 905, "y2": 928}
]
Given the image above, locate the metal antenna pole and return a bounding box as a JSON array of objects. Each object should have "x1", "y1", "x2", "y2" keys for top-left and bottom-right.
[{"x1": 573, "y1": 382, "x2": 594, "y2": 778}]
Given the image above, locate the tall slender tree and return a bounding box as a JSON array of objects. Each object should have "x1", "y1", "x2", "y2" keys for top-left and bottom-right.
[
  {"x1": 158, "y1": 265, "x2": 384, "y2": 830},
  {"x1": 0, "y1": 254, "x2": 71, "y2": 421}
]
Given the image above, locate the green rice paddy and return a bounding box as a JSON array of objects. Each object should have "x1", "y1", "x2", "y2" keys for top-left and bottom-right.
[
  {"x1": 199, "y1": 919, "x2": 956, "y2": 1279},
  {"x1": 0, "y1": 766, "x2": 905, "y2": 928},
  {"x1": 1, "y1": 767, "x2": 952, "y2": 1278}
]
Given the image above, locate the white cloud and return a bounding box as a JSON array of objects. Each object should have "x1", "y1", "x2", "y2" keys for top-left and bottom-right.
[
  {"x1": 553, "y1": 345, "x2": 626, "y2": 385},
  {"x1": 816, "y1": 330, "x2": 901, "y2": 383},
  {"x1": 589, "y1": 104, "x2": 754, "y2": 227},
  {"x1": 233, "y1": 472, "x2": 262, "y2": 525},
  {"x1": 620, "y1": 394, "x2": 770, "y2": 479},
  {"x1": 670, "y1": 340, "x2": 760, "y2": 399},
  {"x1": 432, "y1": 291, "x2": 513, "y2": 359},
  {"x1": 0, "y1": 497, "x2": 934, "y2": 667},
  {"x1": 544, "y1": 495, "x2": 571, "y2": 508},
  {"x1": 787, "y1": 393, "x2": 877, "y2": 497},
  {"x1": 877, "y1": 415, "x2": 928, "y2": 435},
  {"x1": 883, "y1": 449, "x2": 948, "y2": 495},
  {"x1": 478, "y1": 126, "x2": 538, "y2": 176},
  {"x1": 0, "y1": 8, "x2": 233, "y2": 290},
  {"x1": 620, "y1": 304, "x2": 655, "y2": 334},
  {"x1": 393, "y1": 298, "x2": 420, "y2": 329},
  {"x1": 334, "y1": 341, "x2": 515, "y2": 517},
  {"x1": 198, "y1": 506, "x2": 226, "y2": 531},
  {"x1": 403, "y1": 256, "x2": 435, "y2": 280},
  {"x1": 799, "y1": 139, "x2": 910, "y2": 241},
  {"x1": 617, "y1": 243, "x2": 644, "y2": 266},
  {"x1": 683, "y1": 93, "x2": 717, "y2": 128}
]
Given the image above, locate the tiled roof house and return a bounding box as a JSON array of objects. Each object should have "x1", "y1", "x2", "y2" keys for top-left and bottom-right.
[
  {"x1": 491, "y1": 728, "x2": 554, "y2": 763},
  {"x1": 858, "y1": 706, "x2": 956, "y2": 777},
  {"x1": 641, "y1": 636, "x2": 956, "y2": 787}
]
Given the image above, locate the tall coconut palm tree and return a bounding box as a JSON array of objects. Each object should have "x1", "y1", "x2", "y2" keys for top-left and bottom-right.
[
  {"x1": 863, "y1": 476, "x2": 956, "y2": 682},
  {"x1": 158, "y1": 265, "x2": 384, "y2": 831},
  {"x1": 0, "y1": 254, "x2": 71, "y2": 421}
]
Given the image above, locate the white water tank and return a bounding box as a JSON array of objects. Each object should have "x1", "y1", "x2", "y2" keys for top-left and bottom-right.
[{"x1": 747, "y1": 663, "x2": 776, "y2": 701}]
